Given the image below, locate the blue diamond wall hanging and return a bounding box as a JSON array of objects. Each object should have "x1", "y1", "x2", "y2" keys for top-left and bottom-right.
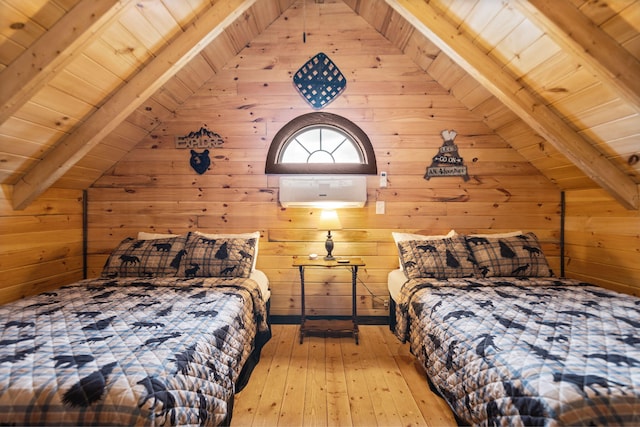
[{"x1": 293, "y1": 52, "x2": 346, "y2": 109}]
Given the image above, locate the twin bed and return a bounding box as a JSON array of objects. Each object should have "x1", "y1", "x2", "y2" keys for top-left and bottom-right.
[
  {"x1": 390, "y1": 231, "x2": 640, "y2": 426},
  {"x1": 0, "y1": 231, "x2": 270, "y2": 426}
]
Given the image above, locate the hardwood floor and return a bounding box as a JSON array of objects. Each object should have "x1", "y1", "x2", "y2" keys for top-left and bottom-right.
[{"x1": 232, "y1": 324, "x2": 458, "y2": 426}]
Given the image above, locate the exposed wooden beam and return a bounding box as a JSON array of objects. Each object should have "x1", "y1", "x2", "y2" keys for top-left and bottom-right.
[
  {"x1": 385, "y1": 0, "x2": 638, "y2": 210},
  {"x1": 0, "y1": 0, "x2": 132, "y2": 125},
  {"x1": 513, "y1": 0, "x2": 640, "y2": 113},
  {"x1": 11, "y1": 0, "x2": 257, "y2": 210}
]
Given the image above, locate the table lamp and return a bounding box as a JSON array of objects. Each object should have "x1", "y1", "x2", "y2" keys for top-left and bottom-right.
[{"x1": 318, "y1": 210, "x2": 342, "y2": 260}]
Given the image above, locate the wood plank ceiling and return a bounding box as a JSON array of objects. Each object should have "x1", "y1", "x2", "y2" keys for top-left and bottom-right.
[{"x1": 1, "y1": 0, "x2": 638, "y2": 210}]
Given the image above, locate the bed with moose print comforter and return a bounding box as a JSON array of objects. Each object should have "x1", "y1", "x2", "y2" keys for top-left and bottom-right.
[
  {"x1": 394, "y1": 277, "x2": 640, "y2": 426},
  {"x1": 0, "y1": 276, "x2": 270, "y2": 426}
]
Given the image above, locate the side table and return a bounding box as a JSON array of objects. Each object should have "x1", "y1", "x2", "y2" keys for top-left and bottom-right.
[{"x1": 292, "y1": 257, "x2": 365, "y2": 344}]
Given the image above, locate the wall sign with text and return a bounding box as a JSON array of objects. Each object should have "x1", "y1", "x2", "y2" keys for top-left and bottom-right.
[
  {"x1": 424, "y1": 129, "x2": 469, "y2": 181},
  {"x1": 175, "y1": 126, "x2": 224, "y2": 175}
]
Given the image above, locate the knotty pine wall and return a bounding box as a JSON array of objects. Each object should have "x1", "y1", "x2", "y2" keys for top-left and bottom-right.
[
  {"x1": 564, "y1": 189, "x2": 640, "y2": 297},
  {"x1": 85, "y1": 1, "x2": 562, "y2": 318},
  {"x1": 0, "y1": 187, "x2": 84, "y2": 304},
  {"x1": 0, "y1": 2, "x2": 636, "y2": 313}
]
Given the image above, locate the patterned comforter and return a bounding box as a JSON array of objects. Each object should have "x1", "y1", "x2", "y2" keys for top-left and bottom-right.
[
  {"x1": 394, "y1": 277, "x2": 640, "y2": 426},
  {"x1": 0, "y1": 276, "x2": 271, "y2": 426}
]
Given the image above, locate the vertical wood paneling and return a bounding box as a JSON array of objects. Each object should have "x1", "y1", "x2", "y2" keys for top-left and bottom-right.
[{"x1": 87, "y1": 0, "x2": 562, "y2": 317}]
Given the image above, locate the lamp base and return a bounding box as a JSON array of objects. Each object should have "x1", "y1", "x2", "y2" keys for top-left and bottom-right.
[{"x1": 325, "y1": 231, "x2": 335, "y2": 260}]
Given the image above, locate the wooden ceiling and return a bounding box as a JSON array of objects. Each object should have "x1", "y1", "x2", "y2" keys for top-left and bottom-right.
[{"x1": 1, "y1": 0, "x2": 638, "y2": 210}]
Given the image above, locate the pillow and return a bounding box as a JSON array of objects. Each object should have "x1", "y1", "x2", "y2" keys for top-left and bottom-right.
[
  {"x1": 192, "y1": 231, "x2": 261, "y2": 271},
  {"x1": 180, "y1": 234, "x2": 257, "y2": 278},
  {"x1": 137, "y1": 231, "x2": 180, "y2": 240},
  {"x1": 465, "y1": 232, "x2": 553, "y2": 277},
  {"x1": 101, "y1": 235, "x2": 188, "y2": 278},
  {"x1": 468, "y1": 230, "x2": 522, "y2": 238},
  {"x1": 397, "y1": 236, "x2": 476, "y2": 279},
  {"x1": 393, "y1": 230, "x2": 457, "y2": 272},
  {"x1": 392, "y1": 229, "x2": 457, "y2": 244}
]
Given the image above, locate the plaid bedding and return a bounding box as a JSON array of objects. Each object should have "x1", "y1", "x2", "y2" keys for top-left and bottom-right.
[
  {"x1": 0, "y1": 277, "x2": 270, "y2": 426},
  {"x1": 394, "y1": 277, "x2": 640, "y2": 426}
]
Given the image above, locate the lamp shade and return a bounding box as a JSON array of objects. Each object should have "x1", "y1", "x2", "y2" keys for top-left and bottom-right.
[{"x1": 318, "y1": 210, "x2": 342, "y2": 230}]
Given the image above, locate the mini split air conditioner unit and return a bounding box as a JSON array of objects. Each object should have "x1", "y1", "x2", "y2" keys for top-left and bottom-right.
[{"x1": 279, "y1": 175, "x2": 367, "y2": 208}]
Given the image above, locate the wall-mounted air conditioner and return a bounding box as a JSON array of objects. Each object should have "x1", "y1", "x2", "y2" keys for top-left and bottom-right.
[{"x1": 279, "y1": 175, "x2": 367, "y2": 208}]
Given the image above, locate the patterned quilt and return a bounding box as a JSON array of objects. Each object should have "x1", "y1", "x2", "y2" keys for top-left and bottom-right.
[
  {"x1": 394, "y1": 277, "x2": 640, "y2": 426},
  {"x1": 0, "y1": 276, "x2": 271, "y2": 426}
]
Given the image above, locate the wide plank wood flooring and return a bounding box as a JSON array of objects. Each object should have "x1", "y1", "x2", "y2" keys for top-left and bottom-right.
[{"x1": 232, "y1": 324, "x2": 457, "y2": 426}]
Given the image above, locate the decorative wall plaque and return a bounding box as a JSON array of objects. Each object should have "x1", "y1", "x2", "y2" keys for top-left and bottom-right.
[
  {"x1": 424, "y1": 130, "x2": 469, "y2": 181},
  {"x1": 189, "y1": 149, "x2": 210, "y2": 175},
  {"x1": 293, "y1": 52, "x2": 346, "y2": 109},
  {"x1": 175, "y1": 126, "x2": 224, "y2": 149},
  {"x1": 175, "y1": 126, "x2": 224, "y2": 175}
]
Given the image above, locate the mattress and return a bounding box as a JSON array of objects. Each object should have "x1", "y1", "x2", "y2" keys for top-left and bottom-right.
[
  {"x1": 251, "y1": 269, "x2": 270, "y2": 301},
  {"x1": 387, "y1": 268, "x2": 407, "y2": 302},
  {"x1": 0, "y1": 276, "x2": 271, "y2": 426}
]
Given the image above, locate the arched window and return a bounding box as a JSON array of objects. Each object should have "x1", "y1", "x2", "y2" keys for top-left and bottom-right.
[{"x1": 265, "y1": 112, "x2": 377, "y2": 174}]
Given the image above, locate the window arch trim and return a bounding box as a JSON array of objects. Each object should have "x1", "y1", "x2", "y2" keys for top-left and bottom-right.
[{"x1": 265, "y1": 112, "x2": 377, "y2": 175}]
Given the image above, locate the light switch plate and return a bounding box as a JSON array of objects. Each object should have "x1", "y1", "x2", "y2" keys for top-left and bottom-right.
[{"x1": 376, "y1": 201, "x2": 385, "y2": 214}]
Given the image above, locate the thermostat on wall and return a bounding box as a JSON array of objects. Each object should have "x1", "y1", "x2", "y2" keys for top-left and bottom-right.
[{"x1": 380, "y1": 171, "x2": 387, "y2": 187}]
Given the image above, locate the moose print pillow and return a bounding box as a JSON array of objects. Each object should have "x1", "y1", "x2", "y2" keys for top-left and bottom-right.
[
  {"x1": 192, "y1": 230, "x2": 261, "y2": 271},
  {"x1": 465, "y1": 232, "x2": 553, "y2": 277},
  {"x1": 397, "y1": 236, "x2": 476, "y2": 279},
  {"x1": 179, "y1": 234, "x2": 256, "y2": 278},
  {"x1": 101, "y1": 235, "x2": 188, "y2": 278}
]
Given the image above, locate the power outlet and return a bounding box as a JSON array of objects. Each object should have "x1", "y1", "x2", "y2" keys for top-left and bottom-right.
[
  {"x1": 376, "y1": 201, "x2": 385, "y2": 214},
  {"x1": 374, "y1": 298, "x2": 390, "y2": 310}
]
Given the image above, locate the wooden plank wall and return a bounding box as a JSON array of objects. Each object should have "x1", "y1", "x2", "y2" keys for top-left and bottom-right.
[
  {"x1": 85, "y1": 1, "x2": 561, "y2": 318},
  {"x1": 0, "y1": 1, "x2": 636, "y2": 314},
  {"x1": 0, "y1": 187, "x2": 84, "y2": 304},
  {"x1": 564, "y1": 189, "x2": 640, "y2": 297}
]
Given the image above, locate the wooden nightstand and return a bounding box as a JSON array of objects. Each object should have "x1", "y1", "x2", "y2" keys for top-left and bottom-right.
[{"x1": 292, "y1": 257, "x2": 365, "y2": 345}]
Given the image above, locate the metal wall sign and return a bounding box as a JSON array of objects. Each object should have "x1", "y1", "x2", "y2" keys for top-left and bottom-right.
[
  {"x1": 175, "y1": 126, "x2": 224, "y2": 174},
  {"x1": 424, "y1": 129, "x2": 469, "y2": 181},
  {"x1": 175, "y1": 126, "x2": 224, "y2": 149},
  {"x1": 189, "y1": 149, "x2": 210, "y2": 175}
]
